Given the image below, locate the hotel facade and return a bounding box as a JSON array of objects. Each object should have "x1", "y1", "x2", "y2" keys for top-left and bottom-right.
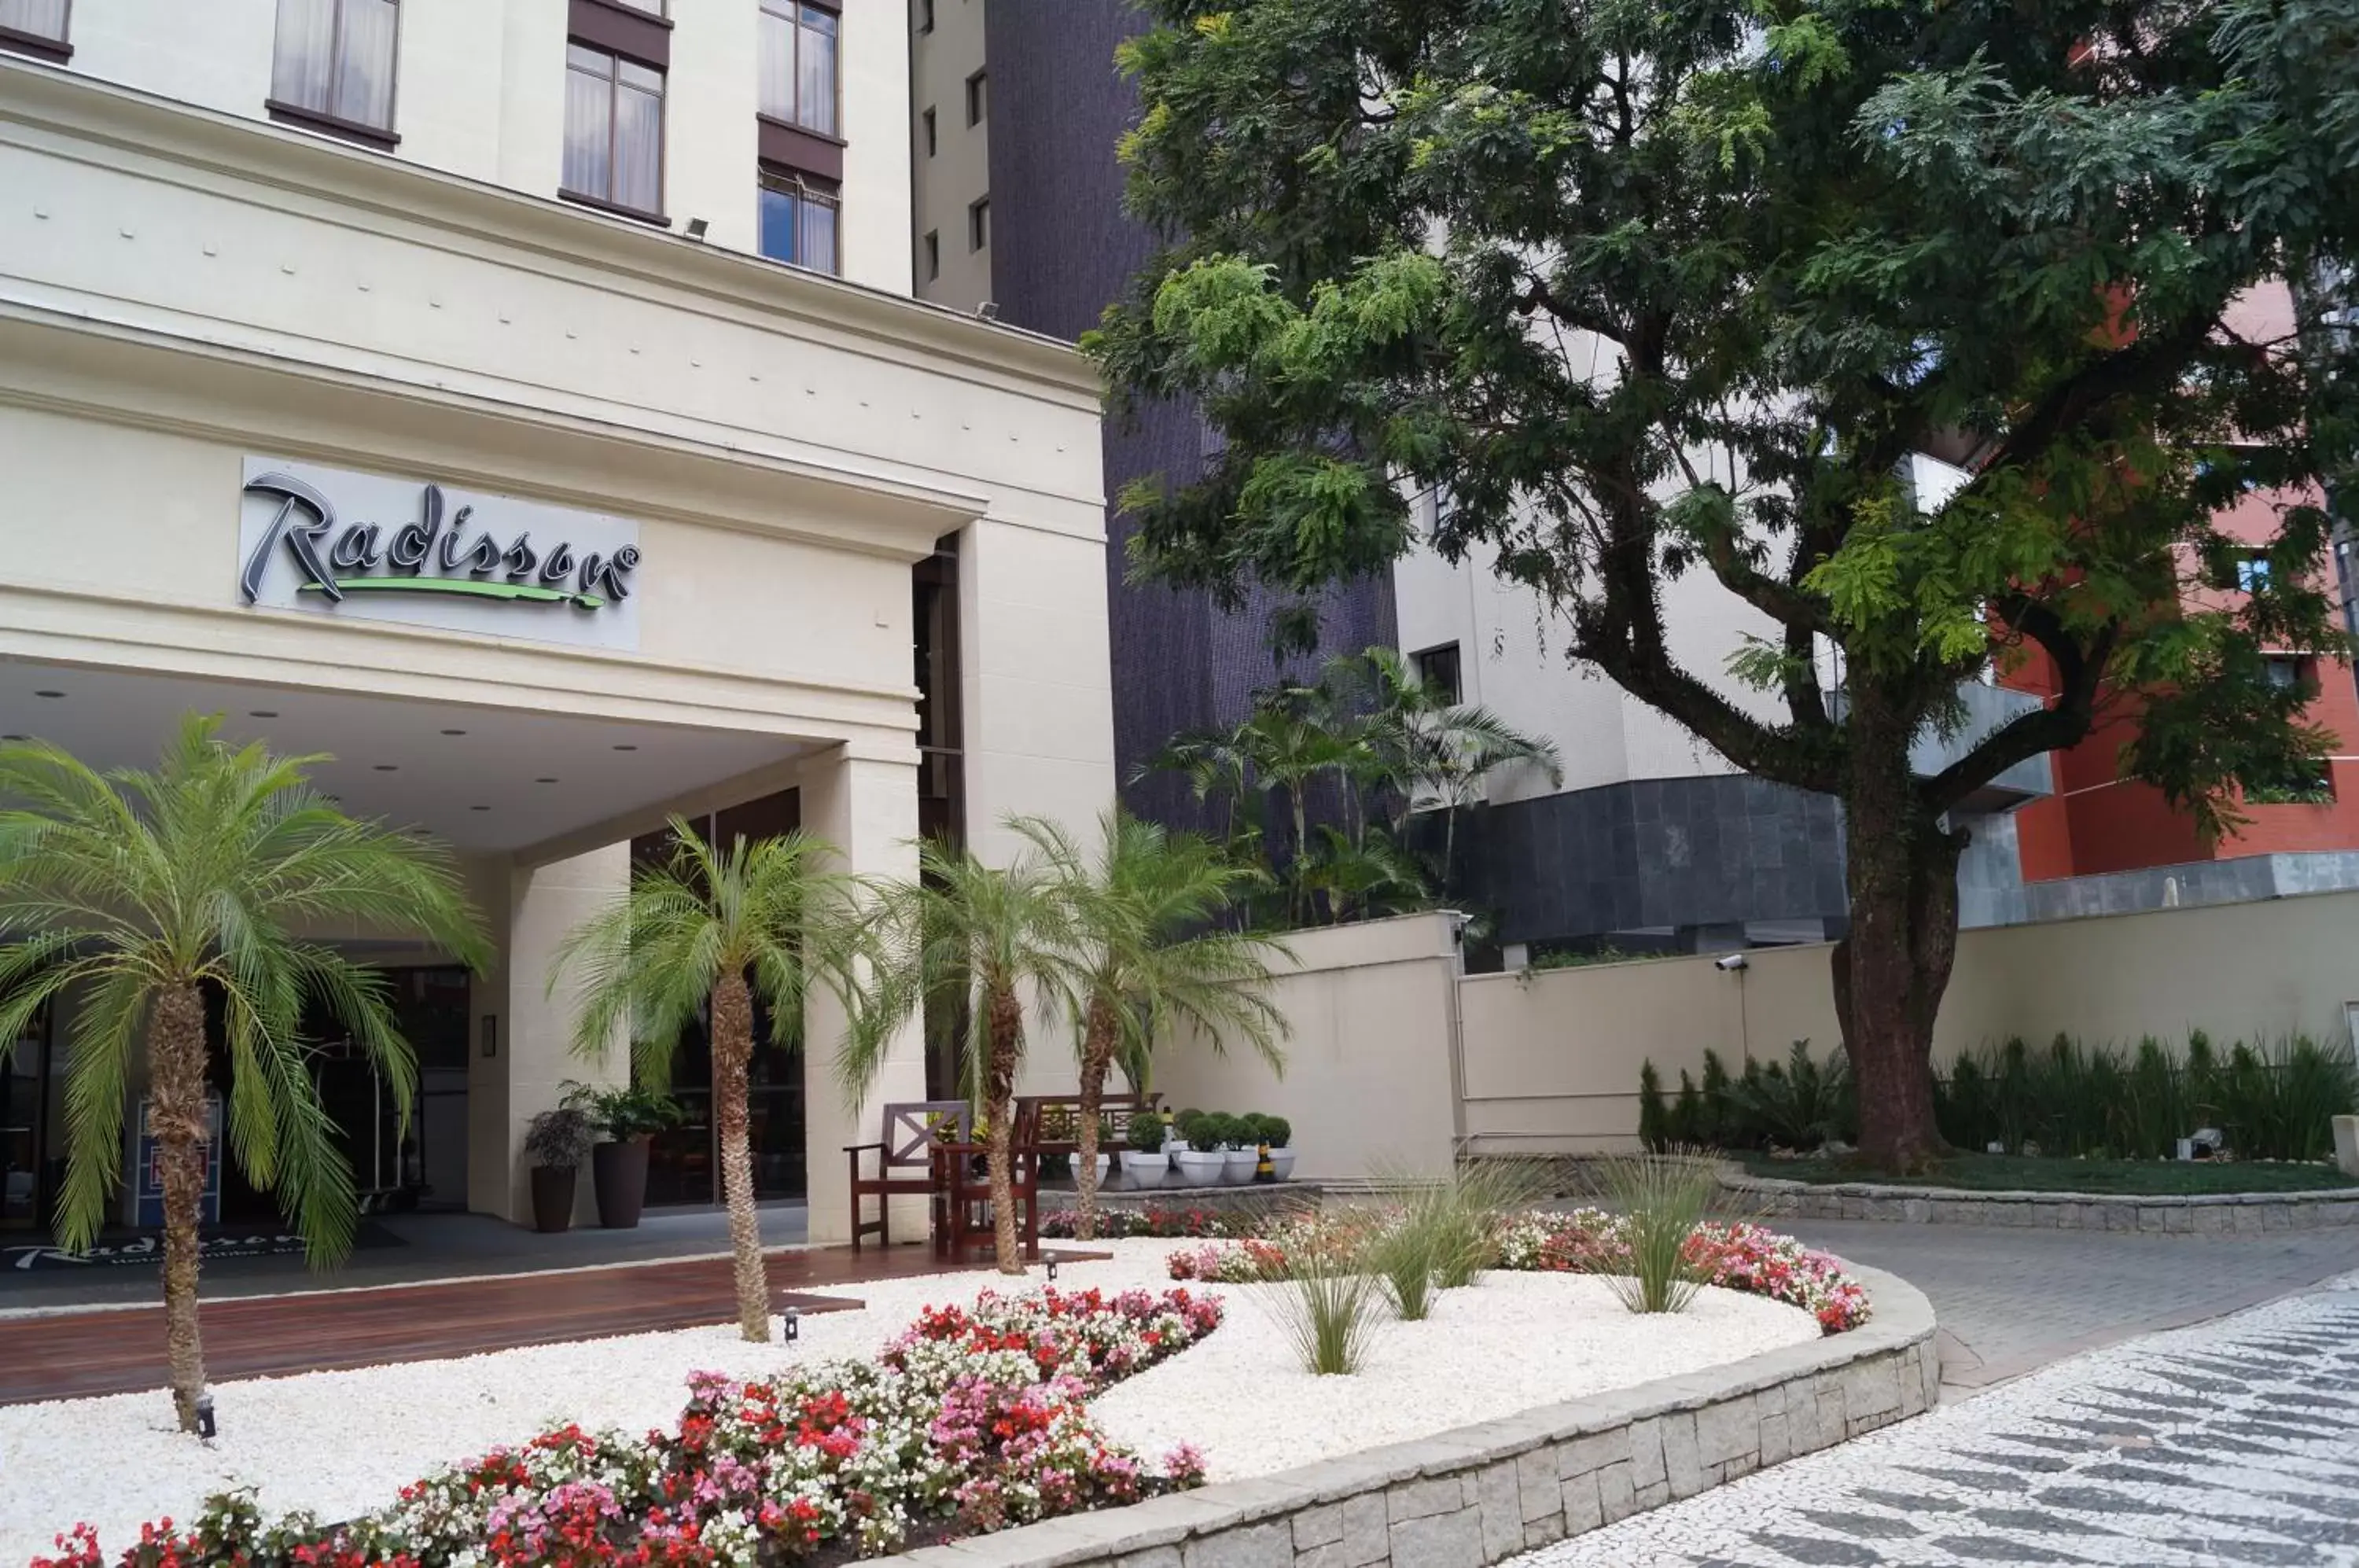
[{"x1": 0, "y1": 1, "x2": 1115, "y2": 1242}]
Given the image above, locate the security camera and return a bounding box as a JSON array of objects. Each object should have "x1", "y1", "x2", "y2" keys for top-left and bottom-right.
[{"x1": 1713, "y1": 952, "x2": 1750, "y2": 972}]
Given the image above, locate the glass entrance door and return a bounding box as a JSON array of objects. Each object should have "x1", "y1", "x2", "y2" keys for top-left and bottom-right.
[{"x1": 1, "y1": 1001, "x2": 50, "y2": 1231}]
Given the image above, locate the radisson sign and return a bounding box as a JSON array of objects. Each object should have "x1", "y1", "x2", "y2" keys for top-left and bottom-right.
[{"x1": 237, "y1": 457, "x2": 642, "y2": 652}]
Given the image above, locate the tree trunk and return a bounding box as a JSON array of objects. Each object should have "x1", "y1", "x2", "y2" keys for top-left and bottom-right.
[
  {"x1": 1073, "y1": 994, "x2": 1119, "y2": 1241},
  {"x1": 149, "y1": 982, "x2": 211, "y2": 1434},
  {"x1": 710, "y1": 971, "x2": 771, "y2": 1342},
  {"x1": 983, "y1": 981, "x2": 1025, "y2": 1275},
  {"x1": 1833, "y1": 690, "x2": 1963, "y2": 1173}
]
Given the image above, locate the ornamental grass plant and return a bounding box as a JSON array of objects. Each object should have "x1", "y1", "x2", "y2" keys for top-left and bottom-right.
[
  {"x1": 1260, "y1": 1220, "x2": 1383, "y2": 1375},
  {"x1": 1429, "y1": 1158, "x2": 1551, "y2": 1289},
  {"x1": 1595, "y1": 1150, "x2": 1720, "y2": 1315}
]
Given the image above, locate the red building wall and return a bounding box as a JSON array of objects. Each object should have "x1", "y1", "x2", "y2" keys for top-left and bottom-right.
[{"x1": 2002, "y1": 472, "x2": 2359, "y2": 881}]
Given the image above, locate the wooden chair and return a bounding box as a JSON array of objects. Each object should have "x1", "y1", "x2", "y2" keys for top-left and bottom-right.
[
  {"x1": 931, "y1": 1136, "x2": 1043, "y2": 1264},
  {"x1": 844, "y1": 1100, "x2": 969, "y2": 1253}
]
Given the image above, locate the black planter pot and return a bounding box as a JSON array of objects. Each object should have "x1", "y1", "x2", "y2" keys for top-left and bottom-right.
[
  {"x1": 530, "y1": 1165, "x2": 578, "y2": 1234},
  {"x1": 591, "y1": 1136, "x2": 651, "y2": 1230}
]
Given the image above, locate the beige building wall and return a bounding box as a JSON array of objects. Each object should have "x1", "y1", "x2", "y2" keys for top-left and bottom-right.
[
  {"x1": 484, "y1": 845, "x2": 631, "y2": 1224},
  {"x1": 25, "y1": 0, "x2": 912, "y2": 294},
  {"x1": 0, "y1": 59, "x2": 1111, "y2": 1228},
  {"x1": 909, "y1": 0, "x2": 992, "y2": 311},
  {"x1": 1154, "y1": 912, "x2": 1465, "y2": 1180},
  {"x1": 1459, "y1": 889, "x2": 2359, "y2": 1152}
]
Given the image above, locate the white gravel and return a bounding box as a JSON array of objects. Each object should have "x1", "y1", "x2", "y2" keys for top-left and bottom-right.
[
  {"x1": 1090, "y1": 1270, "x2": 1820, "y2": 1480},
  {"x1": 0, "y1": 1241, "x2": 1818, "y2": 1566}
]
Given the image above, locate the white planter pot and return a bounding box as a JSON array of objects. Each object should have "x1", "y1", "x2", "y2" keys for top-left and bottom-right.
[
  {"x1": 1221, "y1": 1148, "x2": 1259, "y2": 1186},
  {"x1": 1268, "y1": 1147, "x2": 1296, "y2": 1182},
  {"x1": 1121, "y1": 1150, "x2": 1169, "y2": 1185},
  {"x1": 1172, "y1": 1149, "x2": 1225, "y2": 1187},
  {"x1": 1091, "y1": 1153, "x2": 1112, "y2": 1185}
]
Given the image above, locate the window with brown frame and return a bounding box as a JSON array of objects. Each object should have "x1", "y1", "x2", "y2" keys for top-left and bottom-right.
[
  {"x1": 0, "y1": 0, "x2": 70, "y2": 61},
  {"x1": 758, "y1": 1, "x2": 837, "y2": 138},
  {"x1": 757, "y1": 165, "x2": 839, "y2": 275},
  {"x1": 964, "y1": 68, "x2": 987, "y2": 127},
  {"x1": 269, "y1": 0, "x2": 399, "y2": 139},
  {"x1": 563, "y1": 42, "x2": 664, "y2": 219},
  {"x1": 967, "y1": 195, "x2": 988, "y2": 252}
]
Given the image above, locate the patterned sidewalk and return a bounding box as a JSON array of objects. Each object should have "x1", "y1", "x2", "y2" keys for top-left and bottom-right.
[{"x1": 1524, "y1": 1276, "x2": 2359, "y2": 1566}]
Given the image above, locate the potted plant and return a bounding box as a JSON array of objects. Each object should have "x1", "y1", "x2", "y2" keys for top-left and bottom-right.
[
  {"x1": 1218, "y1": 1113, "x2": 1258, "y2": 1185},
  {"x1": 1172, "y1": 1110, "x2": 1224, "y2": 1187},
  {"x1": 564, "y1": 1080, "x2": 683, "y2": 1230},
  {"x1": 1122, "y1": 1110, "x2": 1170, "y2": 1185},
  {"x1": 1256, "y1": 1113, "x2": 1296, "y2": 1182},
  {"x1": 524, "y1": 1106, "x2": 595, "y2": 1234}
]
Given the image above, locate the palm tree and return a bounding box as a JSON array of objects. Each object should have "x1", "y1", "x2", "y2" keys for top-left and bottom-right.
[
  {"x1": 841, "y1": 835, "x2": 1080, "y2": 1275},
  {"x1": 552, "y1": 823, "x2": 862, "y2": 1342},
  {"x1": 1018, "y1": 812, "x2": 1291, "y2": 1239},
  {"x1": 1338, "y1": 647, "x2": 1562, "y2": 893},
  {"x1": 0, "y1": 716, "x2": 489, "y2": 1432}
]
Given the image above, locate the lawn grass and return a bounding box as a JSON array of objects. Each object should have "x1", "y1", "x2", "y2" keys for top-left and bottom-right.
[{"x1": 1740, "y1": 1151, "x2": 2358, "y2": 1195}]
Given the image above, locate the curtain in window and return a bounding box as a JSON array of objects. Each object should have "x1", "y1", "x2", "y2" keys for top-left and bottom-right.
[
  {"x1": 613, "y1": 61, "x2": 664, "y2": 213},
  {"x1": 334, "y1": 0, "x2": 398, "y2": 128},
  {"x1": 271, "y1": 0, "x2": 337, "y2": 112},
  {"x1": 0, "y1": 0, "x2": 70, "y2": 39},
  {"x1": 796, "y1": 8, "x2": 837, "y2": 136},
  {"x1": 800, "y1": 191, "x2": 837, "y2": 274},
  {"x1": 563, "y1": 46, "x2": 613, "y2": 201},
  {"x1": 757, "y1": 1, "x2": 794, "y2": 122}
]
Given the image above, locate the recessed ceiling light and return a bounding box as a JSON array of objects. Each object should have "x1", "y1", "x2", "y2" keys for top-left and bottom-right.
[
  {"x1": 34, "y1": 690, "x2": 64, "y2": 699},
  {"x1": 535, "y1": 776, "x2": 559, "y2": 784},
  {"x1": 440, "y1": 728, "x2": 467, "y2": 737},
  {"x1": 249, "y1": 709, "x2": 279, "y2": 719},
  {"x1": 374, "y1": 764, "x2": 399, "y2": 772},
  {"x1": 612, "y1": 743, "x2": 639, "y2": 752}
]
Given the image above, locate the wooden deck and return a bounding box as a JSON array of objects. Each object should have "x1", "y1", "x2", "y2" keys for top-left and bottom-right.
[{"x1": 0, "y1": 1244, "x2": 1106, "y2": 1406}]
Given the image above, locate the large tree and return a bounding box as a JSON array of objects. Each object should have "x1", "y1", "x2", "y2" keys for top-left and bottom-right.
[
  {"x1": 0, "y1": 717, "x2": 489, "y2": 1430},
  {"x1": 1088, "y1": 0, "x2": 2358, "y2": 1169}
]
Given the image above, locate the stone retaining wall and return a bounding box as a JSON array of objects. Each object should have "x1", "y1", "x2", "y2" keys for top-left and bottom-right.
[
  {"x1": 885, "y1": 1268, "x2": 1936, "y2": 1568},
  {"x1": 1729, "y1": 1175, "x2": 2359, "y2": 1232}
]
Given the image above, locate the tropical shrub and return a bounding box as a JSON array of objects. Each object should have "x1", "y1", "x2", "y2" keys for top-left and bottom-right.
[
  {"x1": 31, "y1": 1286, "x2": 1221, "y2": 1567},
  {"x1": 1931, "y1": 1031, "x2": 2358, "y2": 1161}
]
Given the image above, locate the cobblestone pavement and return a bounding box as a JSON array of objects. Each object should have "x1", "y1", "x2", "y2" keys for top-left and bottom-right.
[
  {"x1": 1779, "y1": 1220, "x2": 2359, "y2": 1387},
  {"x1": 1526, "y1": 1275, "x2": 2359, "y2": 1567}
]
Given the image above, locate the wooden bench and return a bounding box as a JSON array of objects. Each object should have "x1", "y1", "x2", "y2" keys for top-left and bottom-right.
[
  {"x1": 843, "y1": 1100, "x2": 969, "y2": 1254},
  {"x1": 1015, "y1": 1091, "x2": 1164, "y2": 1157}
]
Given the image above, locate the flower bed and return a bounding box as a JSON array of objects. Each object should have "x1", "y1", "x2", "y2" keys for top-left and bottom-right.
[
  {"x1": 1164, "y1": 1209, "x2": 1871, "y2": 1334},
  {"x1": 30, "y1": 1286, "x2": 1221, "y2": 1568},
  {"x1": 1038, "y1": 1206, "x2": 1272, "y2": 1241}
]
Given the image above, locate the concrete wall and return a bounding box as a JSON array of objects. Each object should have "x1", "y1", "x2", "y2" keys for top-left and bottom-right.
[
  {"x1": 1153, "y1": 911, "x2": 1465, "y2": 1180},
  {"x1": 1459, "y1": 888, "x2": 2359, "y2": 1152}
]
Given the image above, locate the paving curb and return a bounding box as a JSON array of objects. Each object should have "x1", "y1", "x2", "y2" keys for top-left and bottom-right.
[
  {"x1": 878, "y1": 1267, "x2": 1937, "y2": 1568},
  {"x1": 1725, "y1": 1172, "x2": 2359, "y2": 1232}
]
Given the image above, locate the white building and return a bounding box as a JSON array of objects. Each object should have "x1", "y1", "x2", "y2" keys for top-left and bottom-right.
[{"x1": 0, "y1": 2, "x2": 1114, "y2": 1241}]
